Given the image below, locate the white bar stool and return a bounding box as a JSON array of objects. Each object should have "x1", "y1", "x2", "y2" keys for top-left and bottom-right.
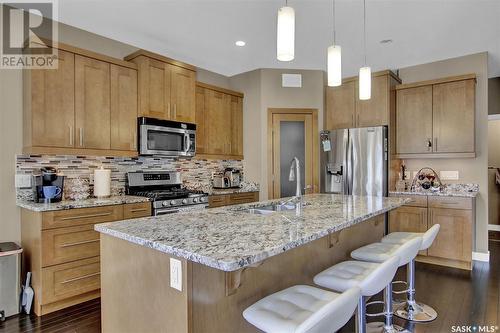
[
  {"x1": 381, "y1": 224, "x2": 440, "y2": 322},
  {"x1": 313, "y1": 256, "x2": 400, "y2": 333},
  {"x1": 351, "y1": 237, "x2": 423, "y2": 333},
  {"x1": 242, "y1": 285, "x2": 361, "y2": 333}
]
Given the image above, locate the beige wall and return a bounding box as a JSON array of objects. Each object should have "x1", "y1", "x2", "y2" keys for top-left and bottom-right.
[
  {"x1": 230, "y1": 69, "x2": 325, "y2": 200},
  {"x1": 0, "y1": 20, "x2": 234, "y2": 243},
  {"x1": 398, "y1": 52, "x2": 489, "y2": 254},
  {"x1": 489, "y1": 78, "x2": 500, "y2": 115}
]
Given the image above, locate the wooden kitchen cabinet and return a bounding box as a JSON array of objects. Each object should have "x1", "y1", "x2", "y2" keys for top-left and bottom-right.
[
  {"x1": 325, "y1": 81, "x2": 356, "y2": 129},
  {"x1": 230, "y1": 95, "x2": 244, "y2": 156},
  {"x1": 395, "y1": 74, "x2": 476, "y2": 158},
  {"x1": 75, "y1": 55, "x2": 111, "y2": 150},
  {"x1": 24, "y1": 42, "x2": 139, "y2": 157},
  {"x1": 324, "y1": 70, "x2": 401, "y2": 130},
  {"x1": 389, "y1": 194, "x2": 474, "y2": 270},
  {"x1": 110, "y1": 65, "x2": 138, "y2": 151},
  {"x1": 396, "y1": 86, "x2": 433, "y2": 154},
  {"x1": 125, "y1": 50, "x2": 196, "y2": 123},
  {"x1": 208, "y1": 192, "x2": 259, "y2": 208},
  {"x1": 428, "y1": 207, "x2": 473, "y2": 263},
  {"x1": 356, "y1": 74, "x2": 391, "y2": 127},
  {"x1": 24, "y1": 49, "x2": 75, "y2": 149},
  {"x1": 21, "y1": 202, "x2": 151, "y2": 316},
  {"x1": 432, "y1": 79, "x2": 475, "y2": 154},
  {"x1": 195, "y1": 82, "x2": 244, "y2": 160},
  {"x1": 389, "y1": 205, "x2": 428, "y2": 256}
]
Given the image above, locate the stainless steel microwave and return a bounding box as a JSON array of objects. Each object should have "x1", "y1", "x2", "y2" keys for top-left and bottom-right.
[{"x1": 138, "y1": 117, "x2": 196, "y2": 157}]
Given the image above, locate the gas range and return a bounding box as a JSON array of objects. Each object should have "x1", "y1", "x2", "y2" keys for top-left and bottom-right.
[{"x1": 126, "y1": 171, "x2": 208, "y2": 216}]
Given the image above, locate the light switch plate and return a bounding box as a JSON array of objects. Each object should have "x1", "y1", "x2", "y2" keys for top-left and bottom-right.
[
  {"x1": 440, "y1": 171, "x2": 459, "y2": 180},
  {"x1": 170, "y1": 258, "x2": 182, "y2": 291},
  {"x1": 15, "y1": 174, "x2": 31, "y2": 188}
]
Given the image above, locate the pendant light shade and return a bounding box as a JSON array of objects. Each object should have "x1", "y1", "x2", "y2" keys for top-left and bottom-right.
[
  {"x1": 327, "y1": 45, "x2": 342, "y2": 87},
  {"x1": 359, "y1": 66, "x2": 371, "y2": 100},
  {"x1": 277, "y1": 6, "x2": 295, "y2": 61}
]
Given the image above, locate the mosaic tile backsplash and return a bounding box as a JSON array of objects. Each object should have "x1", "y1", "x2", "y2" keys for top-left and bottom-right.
[{"x1": 16, "y1": 155, "x2": 244, "y2": 200}]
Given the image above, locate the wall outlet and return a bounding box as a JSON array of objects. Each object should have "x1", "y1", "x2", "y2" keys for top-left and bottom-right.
[
  {"x1": 440, "y1": 171, "x2": 459, "y2": 181},
  {"x1": 15, "y1": 174, "x2": 32, "y2": 188},
  {"x1": 170, "y1": 258, "x2": 182, "y2": 291}
]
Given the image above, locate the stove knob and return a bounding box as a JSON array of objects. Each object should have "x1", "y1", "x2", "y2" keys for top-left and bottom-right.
[
  {"x1": 182, "y1": 199, "x2": 188, "y2": 204},
  {"x1": 200, "y1": 197, "x2": 207, "y2": 202},
  {"x1": 162, "y1": 201, "x2": 168, "y2": 207},
  {"x1": 193, "y1": 197, "x2": 199, "y2": 203},
  {"x1": 170, "y1": 200, "x2": 176, "y2": 206}
]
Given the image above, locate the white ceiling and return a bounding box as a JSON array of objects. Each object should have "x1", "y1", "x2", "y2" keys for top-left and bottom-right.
[{"x1": 57, "y1": 0, "x2": 500, "y2": 78}]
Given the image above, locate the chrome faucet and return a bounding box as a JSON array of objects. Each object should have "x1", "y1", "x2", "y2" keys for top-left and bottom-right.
[{"x1": 289, "y1": 157, "x2": 302, "y2": 198}]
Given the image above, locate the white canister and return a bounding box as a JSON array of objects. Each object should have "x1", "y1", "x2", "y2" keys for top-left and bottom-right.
[{"x1": 94, "y1": 167, "x2": 111, "y2": 198}]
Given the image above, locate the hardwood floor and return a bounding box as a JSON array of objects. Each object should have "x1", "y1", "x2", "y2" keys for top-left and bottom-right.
[{"x1": 2, "y1": 243, "x2": 499, "y2": 333}]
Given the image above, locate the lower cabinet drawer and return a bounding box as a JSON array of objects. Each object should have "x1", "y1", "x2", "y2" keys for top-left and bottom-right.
[
  {"x1": 229, "y1": 192, "x2": 259, "y2": 204},
  {"x1": 42, "y1": 205, "x2": 123, "y2": 230},
  {"x1": 41, "y1": 257, "x2": 100, "y2": 304},
  {"x1": 42, "y1": 224, "x2": 100, "y2": 267},
  {"x1": 123, "y1": 202, "x2": 151, "y2": 219},
  {"x1": 208, "y1": 195, "x2": 229, "y2": 208},
  {"x1": 428, "y1": 196, "x2": 473, "y2": 210}
]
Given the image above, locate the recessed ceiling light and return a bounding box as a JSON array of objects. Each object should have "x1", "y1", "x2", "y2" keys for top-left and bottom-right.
[
  {"x1": 235, "y1": 40, "x2": 246, "y2": 47},
  {"x1": 380, "y1": 39, "x2": 393, "y2": 44}
]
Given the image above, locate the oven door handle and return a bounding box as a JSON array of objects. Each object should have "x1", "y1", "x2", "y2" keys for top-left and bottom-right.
[
  {"x1": 154, "y1": 208, "x2": 180, "y2": 216},
  {"x1": 184, "y1": 133, "x2": 190, "y2": 153}
]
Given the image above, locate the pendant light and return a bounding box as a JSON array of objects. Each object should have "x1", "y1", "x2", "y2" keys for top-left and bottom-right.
[
  {"x1": 359, "y1": 0, "x2": 371, "y2": 100},
  {"x1": 277, "y1": 0, "x2": 295, "y2": 61},
  {"x1": 327, "y1": 0, "x2": 341, "y2": 87}
]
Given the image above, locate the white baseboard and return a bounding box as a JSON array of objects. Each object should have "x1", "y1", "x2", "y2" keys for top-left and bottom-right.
[
  {"x1": 488, "y1": 224, "x2": 500, "y2": 231},
  {"x1": 472, "y1": 251, "x2": 490, "y2": 262}
]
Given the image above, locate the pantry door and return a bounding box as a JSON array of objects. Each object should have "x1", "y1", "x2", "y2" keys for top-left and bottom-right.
[{"x1": 268, "y1": 108, "x2": 319, "y2": 199}]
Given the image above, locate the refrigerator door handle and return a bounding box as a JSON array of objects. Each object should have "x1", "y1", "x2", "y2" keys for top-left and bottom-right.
[{"x1": 345, "y1": 131, "x2": 353, "y2": 195}]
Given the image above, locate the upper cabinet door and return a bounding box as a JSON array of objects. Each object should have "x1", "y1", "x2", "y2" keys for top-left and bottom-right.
[
  {"x1": 170, "y1": 65, "x2": 196, "y2": 123},
  {"x1": 325, "y1": 81, "x2": 356, "y2": 130},
  {"x1": 230, "y1": 95, "x2": 243, "y2": 156},
  {"x1": 206, "y1": 90, "x2": 231, "y2": 155},
  {"x1": 396, "y1": 86, "x2": 433, "y2": 154},
  {"x1": 75, "y1": 55, "x2": 111, "y2": 150},
  {"x1": 136, "y1": 57, "x2": 171, "y2": 120},
  {"x1": 195, "y1": 86, "x2": 207, "y2": 154},
  {"x1": 356, "y1": 75, "x2": 389, "y2": 127},
  {"x1": 432, "y1": 79, "x2": 475, "y2": 153},
  {"x1": 30, "y1": 49, "x2": 75, "y2": 148},
  {"x1": 110, "y1": 65, "x2": 138, "y2": 151}
]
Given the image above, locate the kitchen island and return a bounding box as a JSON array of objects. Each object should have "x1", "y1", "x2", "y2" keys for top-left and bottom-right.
[{"x1": 95, "y1": 194, "x2": 407, "y2": 333}]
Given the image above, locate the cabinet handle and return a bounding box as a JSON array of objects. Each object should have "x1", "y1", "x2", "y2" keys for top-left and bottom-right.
[
  {"x1": 129, "y1": 208, "x2": 149, "y2": 213},
  {"x1": 173, "y1": 104, "x2": 177, "y2": 119},
  {"x1": 79, "y1": 128, "x2": 84, "y2": 147},
  {"x1": 167, "y1": 103, "x2": 171, "y2": 118},
  {"x1": 59, "y1": 212, "x2": 112, "y2": 221},
  {"x1": 61, "y1": 272, "x2": 100, "y2": 285},
  {"x1": 69, "y1": 126, "x2": 74, "y2": 146},
  {"x1": 352, "y1": 114, "x2": 354, "y2": 125},
  {"x1": 357, "y1": 114, "x2": 360, "y2": 125},
  {"x1": 426, "y1": 138, "x2": 432, "y2": 151},
  {"x1": 434, "y1": 138, "x2": 438, "y2": 151},
  {"x1": 60, "y1": 239, "x2": 99, "y2": 248}
]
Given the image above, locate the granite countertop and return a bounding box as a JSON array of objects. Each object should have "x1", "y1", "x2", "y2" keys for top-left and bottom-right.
[
  {"x1": 390, "y1": 183, "x2": 479, "y2": 198},
  {"x1": 185, "y1": 181, "x2": 259, "y2": 196},
  {"x1": 17, "y1": 195, "x2": 151, "y2": 212},
  {"x1": 95, "y1": 194, "x2": 407, "y2": 272}
]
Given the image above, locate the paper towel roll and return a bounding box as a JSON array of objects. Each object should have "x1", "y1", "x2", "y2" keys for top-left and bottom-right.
[{"x1": 94, "y1": 167, "x2": 111, "y2": 198}]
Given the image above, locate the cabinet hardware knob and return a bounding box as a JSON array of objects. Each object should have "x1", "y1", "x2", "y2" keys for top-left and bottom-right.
[
  {"x1": 69, "y1": 126, "x2": 74, "y2": 146},
  {"x1": 79, "y1": 128, "x2": 84, "y2": 147}
]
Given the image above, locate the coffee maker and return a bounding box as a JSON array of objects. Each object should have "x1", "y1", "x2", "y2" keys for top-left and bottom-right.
[{"x1": 32, "y1": 167, "x2": 65, "y2": 203}]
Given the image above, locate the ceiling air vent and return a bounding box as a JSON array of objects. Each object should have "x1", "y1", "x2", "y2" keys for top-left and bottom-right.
[{"x1": 282, "y1": 74, "x2": 302, "y2": 88}]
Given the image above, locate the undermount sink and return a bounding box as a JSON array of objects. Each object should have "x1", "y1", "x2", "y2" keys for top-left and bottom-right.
[{"x1": 247, "y1": 203, "x2": 300, "y2": 215}]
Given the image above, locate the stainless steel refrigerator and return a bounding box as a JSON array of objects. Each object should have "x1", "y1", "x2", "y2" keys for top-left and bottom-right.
[{"x1": 320, "y1": 126, "x2": 388, "y2": 196}]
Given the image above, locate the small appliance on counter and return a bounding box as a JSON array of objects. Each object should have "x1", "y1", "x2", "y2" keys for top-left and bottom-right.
[
  {"x1": 213, "y1": 168, "x2": 242, "y2": 189},
  {"x1": 93, "y1": 167, "x2": 111, "y2": 198},
  {"x1": 32, "y1": 167, "x2": 65, "y2": 203}
]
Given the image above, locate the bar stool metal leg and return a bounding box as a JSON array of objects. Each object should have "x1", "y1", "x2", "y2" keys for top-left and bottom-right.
[
  {"x1": 394, "y1": 259, "x2": 437, "y2": 322},
  {"x1": 366, "y1": 283, "x2": 408, "y2": 333},
  {"x1": 356, "y1": 296, "x2": 367, "y2": 333}
]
